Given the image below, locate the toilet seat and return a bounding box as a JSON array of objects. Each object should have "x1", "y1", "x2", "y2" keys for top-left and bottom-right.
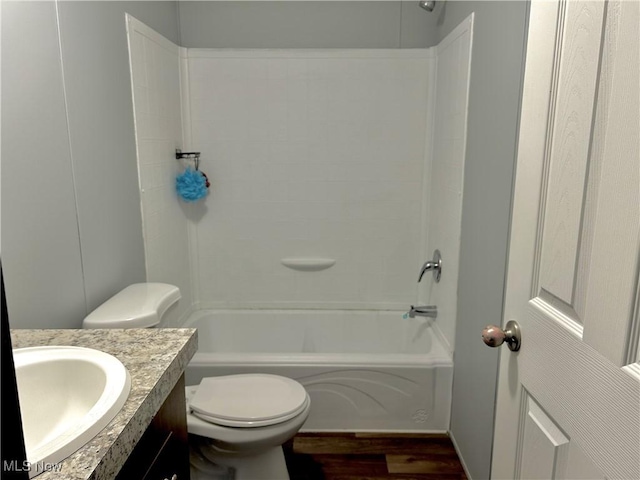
[
  {"x1": 189, "y1": 374, "x2": 309, "y2": 428},
  {"x1": 192, "y1": 396, "x2": 310, "y2": 428}
]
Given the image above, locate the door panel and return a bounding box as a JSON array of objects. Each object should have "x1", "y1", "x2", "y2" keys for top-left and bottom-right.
[
  {"x1": 520, "y1": 300, "x2": 639, "y2": 477},
  {"x1": 516, "y1": 390, "x2": 608, "y2": 480},
  {"x1": 517, "y1": 392, "x2": 569, "y2": 480},
  {"x1": 492, "y1": 0, "x2": 640, "y2": 478},
  {"x1": 564, "y1": 441, "x2": 605, "y2": 480},
  {"x1": 538, "y1": 1, "x2": 605, "y2": 310},
  {"x1": 579, "y1": 0, "x2": 640, "y2": 364}
]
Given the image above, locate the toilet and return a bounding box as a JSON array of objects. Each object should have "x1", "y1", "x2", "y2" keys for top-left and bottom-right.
[
  {"x1": 186, "y1": 374, "x2": 310, "y2": 480},
  {"x1": 82, "y1": 283, "x2": 310, "y2": 480}
]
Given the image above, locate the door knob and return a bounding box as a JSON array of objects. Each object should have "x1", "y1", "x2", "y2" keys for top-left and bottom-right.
[{"x1": 482, "y1": 321, "x2": 521, "y2": 352}]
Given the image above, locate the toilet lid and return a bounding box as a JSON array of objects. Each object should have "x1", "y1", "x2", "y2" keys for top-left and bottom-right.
[{"x1": 189, "y1": 374, "x2": 308, "y2": 428}]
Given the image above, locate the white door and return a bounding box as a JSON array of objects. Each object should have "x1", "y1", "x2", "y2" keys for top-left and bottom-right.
[{"x1": 490, "y1": 0, "x2": 640, "y2": 479}]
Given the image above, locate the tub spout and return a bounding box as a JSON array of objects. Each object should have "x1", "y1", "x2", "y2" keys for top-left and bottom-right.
[{"x1": 407, "y1": 305, "x2": 437, "y2": 319}]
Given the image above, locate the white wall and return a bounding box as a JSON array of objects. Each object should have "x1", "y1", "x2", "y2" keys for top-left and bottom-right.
[
  {"x1": 178, "y1": 1, "x2": 438, "y2": 48},
  {"x1": 2, "y1": 1, "x2": 87, "y2": 328},
  {"x1": 127, "y1": 16, "x2": 193, "y2": 326},
  {"x1": 55, "y1": 1, "x2": 181, "y2": 313},
  {"x1": 422, "y1": 16, "x2": 473, "y2": 353},
  {"x1": 185, "y1": 50, "x2": 433, "y2": 310},
  {"x1": 435, "y1": 2, "x2": 529, "y2": 479},
  {"x1": 1, "y1": 1, "x2": 180, "y2": 328}
]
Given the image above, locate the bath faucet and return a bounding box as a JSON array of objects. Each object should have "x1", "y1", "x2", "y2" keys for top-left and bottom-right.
[
  {"x1": 407, "y1": 305, "x2": 437, "y2": 319},
  {"x1": 418, "y1": 250, "x2": 442, "y2": 283}
]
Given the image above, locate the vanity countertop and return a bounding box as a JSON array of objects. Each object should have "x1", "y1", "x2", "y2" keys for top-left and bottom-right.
[{"x1": 10, "y1": 328, "x2": 198, "y2": 480}]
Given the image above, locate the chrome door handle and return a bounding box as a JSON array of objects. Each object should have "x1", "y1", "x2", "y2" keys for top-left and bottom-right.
[{"x1": 482, "y1": 321, "x2": 521, "y2": 352}]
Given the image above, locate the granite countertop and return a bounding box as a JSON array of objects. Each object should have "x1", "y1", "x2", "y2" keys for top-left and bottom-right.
[{"x1": 11, "y1": 328, "x2": 198, "y2": 480}]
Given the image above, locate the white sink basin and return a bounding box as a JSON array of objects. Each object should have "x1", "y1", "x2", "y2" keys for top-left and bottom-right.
[{"x1": 13, "y1": 346, "x2": 131, "y2": 477}]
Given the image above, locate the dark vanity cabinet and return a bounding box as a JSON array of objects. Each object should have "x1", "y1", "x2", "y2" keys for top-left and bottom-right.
[{"x1": 116, "y1": 374, "x2": 190, "y2": 480}]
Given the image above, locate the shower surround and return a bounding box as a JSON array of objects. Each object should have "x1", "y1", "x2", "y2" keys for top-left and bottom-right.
[
  {"x1": 185, "y1": 48, "x2": 432, "y2": 311},
  {"x1": 127, "y1": 14, "x2": 473, "y2": 431}
]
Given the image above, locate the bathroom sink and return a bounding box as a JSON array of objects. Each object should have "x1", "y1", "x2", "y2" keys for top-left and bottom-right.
[{"x1": 13, "y1": 346, "x2": 131, "y2": 477}]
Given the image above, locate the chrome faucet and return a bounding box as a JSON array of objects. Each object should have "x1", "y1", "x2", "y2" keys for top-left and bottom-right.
[
  {"x1": 407, "y1": 305, "x2": 438, "y2": 319},
  {"x1": 418, "y1": 249, "x2": 442, "y2": 283}
]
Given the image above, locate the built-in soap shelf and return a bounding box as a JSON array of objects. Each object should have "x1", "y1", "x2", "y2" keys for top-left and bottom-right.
[{"x1": 281, "y1": 258, "x2": 336, "y2": 272}]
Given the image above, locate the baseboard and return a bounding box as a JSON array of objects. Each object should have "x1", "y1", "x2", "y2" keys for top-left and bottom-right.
[
  {"x1": 450, "y1": 430, "x2": 473, "y2": 480},
  {"x1": 299, "y1": 428, "x2": 449, "y2": 434}
]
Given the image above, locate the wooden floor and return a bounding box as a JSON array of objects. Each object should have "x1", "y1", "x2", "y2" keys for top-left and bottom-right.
[{"x1": 284, "y1": 433, "x2": 467, "y2": 480}]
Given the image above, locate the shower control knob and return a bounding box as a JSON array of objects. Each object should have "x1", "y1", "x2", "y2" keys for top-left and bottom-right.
[
  {"x1": 418, "y1": 249, "x2": 442, "y2": 283},
  {"x1": 482, "y1": 321, "x2": 521, "y2": 352}
]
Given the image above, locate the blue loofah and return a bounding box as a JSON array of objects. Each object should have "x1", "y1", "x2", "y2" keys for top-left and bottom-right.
[{"x1": 176, "y1": 167, "x2": 208, "y2": 202}]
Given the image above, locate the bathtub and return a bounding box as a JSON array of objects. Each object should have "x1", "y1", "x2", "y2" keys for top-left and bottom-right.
[{"x1": 183, "y1": 309, "x2": 453, "y2": 432}]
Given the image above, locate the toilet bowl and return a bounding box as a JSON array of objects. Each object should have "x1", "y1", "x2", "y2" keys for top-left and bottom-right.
[{"x1": 186, "y1": 374, "x2": 310, "y2": 480}]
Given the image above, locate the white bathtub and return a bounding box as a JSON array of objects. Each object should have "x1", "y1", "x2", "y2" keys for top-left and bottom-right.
[{"x1": 183, "y1": 309, "x2": 453, "y2": 432}]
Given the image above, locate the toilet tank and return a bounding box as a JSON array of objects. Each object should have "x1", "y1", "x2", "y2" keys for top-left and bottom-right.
[{"x1": 83, "y1": 283, "x2": 181, "y2": 329}]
